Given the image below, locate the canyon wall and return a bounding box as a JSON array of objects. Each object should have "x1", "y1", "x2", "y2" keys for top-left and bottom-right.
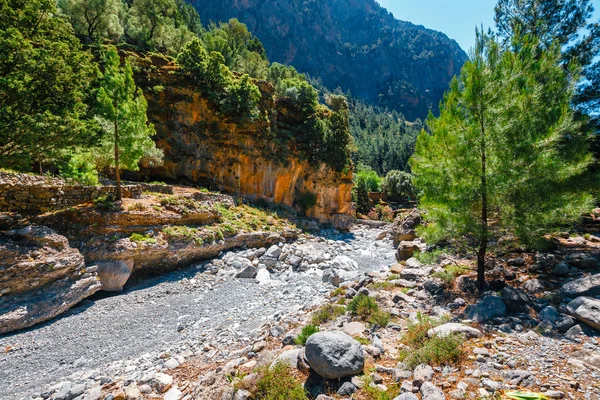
[{"x1": 134, "y1": 57, "x2": 355, "y2": 229}]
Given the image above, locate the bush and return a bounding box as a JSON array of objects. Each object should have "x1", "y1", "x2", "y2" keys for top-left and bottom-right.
[
  {"x1": 295, "y1": 191, "x2": 317, "y2": 213},
  {"x1": 295, "y1": 325, "x2": 320, "y2": 345},
  {"x1": 398, "y1": 333, "x2": 464, "y2": 369},
  {"x1": 432, "y1": 264, "x2": 471, "y2": 285},
  {"x1": 381, "y1": 170, "x2": 415, "y2": 202},
  {"x1": 93, "y1": 194, "x2": 120, "y2": 211},
  {"x1": 354, "y1": 164, "x2": 382, "y2": 192},
  {"x1": 347, "y1": 294, "x2": 389, "y2": 327},
  {"x1": 253, "y1": 362, "x2": 307, "y2": 400},
  {"x1": 398, "y1": 313, "x2": 463, "y2": 369},
  {"x1": 311, "y1": 304, "x2": 346, "y2": 325},
  {"x1": 130, "y1": 233, "x2": 157, "y2": 244}
]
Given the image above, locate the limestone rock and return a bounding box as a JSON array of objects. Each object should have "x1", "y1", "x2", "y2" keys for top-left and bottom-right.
[
  {"x1": 559, "y1": 274, "x2": 600, "y2": 298},
  {"x1": 501, "y1": 286, "x2": 532, "y2": 313},
  {"x1": 427, "y1": 323, "x2": 482, "y2": 339},
  {"x1": 304, "y1": 331, "x2": 365, "y2": 379},
  {"x1": 96, "y1": 259, "x2": 135, "y2": 292},
  {"x1": 391, "y1": 210, "x2": 421, "y2": 246},
  {"x1": 566, "y1": 297, "x2": 600, "y2": 332},
  {"x1": 396, "y1": 241, "x2": 419, "y2": 262},
  {"x1": 236, "y1": 266, "x2": 257, "y2": 279},
  {"x1": 420, "y1": 381, "x2": 446, "y2": 400}
]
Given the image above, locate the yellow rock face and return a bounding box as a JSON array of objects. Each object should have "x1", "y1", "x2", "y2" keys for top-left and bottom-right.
[{"x1": 138, "y1": 65, "x2": 355, "y2": 229}]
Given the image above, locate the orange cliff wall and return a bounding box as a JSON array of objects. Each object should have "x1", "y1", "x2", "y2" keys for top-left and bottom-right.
[{"x1": 133, "y1": 59, "x2": 355, "y2": 229}]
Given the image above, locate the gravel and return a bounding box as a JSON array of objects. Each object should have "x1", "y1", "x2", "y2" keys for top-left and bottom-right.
[{"x1": 0, "y1": 226, "x2": 395, "y2": 399}]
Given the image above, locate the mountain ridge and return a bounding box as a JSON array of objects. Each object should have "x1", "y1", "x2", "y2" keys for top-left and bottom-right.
[{"x1": 189, "y1": 0, "x2": 469, "y2": 120}]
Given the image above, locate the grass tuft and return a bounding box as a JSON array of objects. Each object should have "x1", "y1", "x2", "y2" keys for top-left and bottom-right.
[
  {"x1": 347, "y1": 294, "x2": 390, "y2": 327},
  {"x1": 311, "y1": 304, "x2": 346, "y2": 325},
  {"x1": 253, "y1": 362, "x2": 307, "y2": 400},
  {"x1": 431, "y1": 264, "x2": 471, "y2": 285},
  {"x1": 295, "y1": 325, "x2": 320, "y2": 345}
]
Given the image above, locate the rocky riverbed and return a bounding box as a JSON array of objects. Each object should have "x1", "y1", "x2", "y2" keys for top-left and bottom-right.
[{"x1": 0, "y1": 225, "x2": 396, "y2": 399}]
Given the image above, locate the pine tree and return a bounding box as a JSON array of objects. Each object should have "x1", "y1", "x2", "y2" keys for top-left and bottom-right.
[
  {"x1": 96, "y1": 46, "x2": 163, "y2": 200},
  {"x1": 410, "y1": 31, "x2": 593, "y2": 289}
]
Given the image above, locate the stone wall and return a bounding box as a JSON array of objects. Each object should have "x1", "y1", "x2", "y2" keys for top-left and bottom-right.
[{"x1": 0, "y1": 172, "x2": 144, "y2": 214}]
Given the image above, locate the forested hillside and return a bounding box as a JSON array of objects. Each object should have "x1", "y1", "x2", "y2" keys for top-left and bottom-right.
[{"x1": 189, "y1": 0, "x2": 469, "y2": 121}]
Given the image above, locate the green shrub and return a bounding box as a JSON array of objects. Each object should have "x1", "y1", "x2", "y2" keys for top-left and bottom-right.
[
  {"x1": 93, "y1": 194, "x2": 120, "y2": 211},
  {"x1": 398, "y1": 333, "x2": 464, "y2": 369},
  {"x1": 354, "y1": 164, "x2": 382, "y2": 192},
  {"x1": 311, "y1": 304, "x2": 346, "y2": 325},
  {"x1": 295, "y1": 325, "x2": 320, "y2": 345},
  {"x1": 162, "y1": 226, "x2": 203, "y2": 245},
  {"x1": 347, "y1": 294, "x2": 390, "y2": 327},
  {"x1": 254, "y1": 362, "x2": 307, "y2": 400},
  {"x1": 381, "y1": 170, "x2": 415, "y2": 202},
  {"x1": 295, "y1": 191, "x2": 317, "y2": 212},
  {"x1": 431, "y1": 264, "x2": 471, "y2": 285}
]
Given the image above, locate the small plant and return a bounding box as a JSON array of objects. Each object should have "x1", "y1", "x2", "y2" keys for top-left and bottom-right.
[
  {"x1": 311, "y1": 304, "x2": 346, "y2": 325},
  {"x1": 505, "y1": 392, "x2": 549, "y2": 400},
  {"x1": 415, "y1": 248, "x2": 446, "y2": 264},
  {"x1": 432, "y1": 264, "x2": 471, "y2": 285},
  {"x1": 253, "y1": 362, "x2": 307, "y2": 400},
  {"x1": 295, "y1": 325, "x2": 320, "y2": 345},
  {"x1": 347, "y1": 294, "x2": 390, "y2": 327},
  {"x1": 162, "y1": 226, "x2": 203, "y2": 245},
  {"x1": 398, "y1": 333, "x2": 464, "y2": 369},
  {"x1": 330, "y1": 287, "x2": 347, "y2": 297},
  {"x1": 362, "y1": 375, "x2": 400, "y2": 400},
  {"x1": 128, "y1": 202, "x2": 147, "y2": 212},
  {"x1": 129, "y1": 233, "x2": 157, "y2": 244},
  {"x1": 93, "y1": 194, "x2": 120, "y2": 211},
  {"x1": 369, "y1": 280, "x2": 395, "y2": 291}
]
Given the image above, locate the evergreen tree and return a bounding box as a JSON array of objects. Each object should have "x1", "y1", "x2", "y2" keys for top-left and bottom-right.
[
  {"x1": 325, "y1": 94, "x2": 353, "y2": 172},
  {"x1": 495, "y1": 0, "x2": 600, "y2": 131},
  {"x1": 96, "y1": 47, "x2": 162, "y2": 200},
  {"x1": 0, "y1": 0, "x2": 100, "y2": 171},
  {"x1": 410, "y1": 31, "x2": 593, "y2": 289}
]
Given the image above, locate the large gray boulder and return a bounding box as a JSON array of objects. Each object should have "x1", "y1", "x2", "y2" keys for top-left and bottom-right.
[
  {"x1": 501, "y1": 286, "x2": 532, "y2": 313},
  {"x1": 559, "y1": 274, "x2": 600, "y2": 298},
  {"x1": 464, "y1": 295, "x2": 506, "y2": 322},
  {"x1": 304, "y1": 331, "x2": 364, "y2": 379},
  {"x1": 420, "y1": 381, "x2": 446, "y2": 400},
  {"x1": 566, "y1": 297, "x2": 600, "y2": 332}
]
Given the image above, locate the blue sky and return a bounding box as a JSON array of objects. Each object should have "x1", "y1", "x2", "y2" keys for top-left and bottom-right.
[{"x1": 376, "y1": 0, "x2": 600, "y2": 53}]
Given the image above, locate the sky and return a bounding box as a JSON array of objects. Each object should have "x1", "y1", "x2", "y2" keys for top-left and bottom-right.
[{"x1": 376, "y1": 0, "x2": 600, "y2": 53}]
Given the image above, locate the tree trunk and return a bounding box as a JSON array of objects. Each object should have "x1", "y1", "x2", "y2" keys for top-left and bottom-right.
[
  {"x1": 478, "y1": 112, "x2": 488, "y2": 291},
  {"x1": 114, "y1": 118, "x2": 122, "y2": 201}
]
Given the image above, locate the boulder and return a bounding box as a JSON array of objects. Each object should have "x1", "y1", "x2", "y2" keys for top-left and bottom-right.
[
  {"x1": 394, "y1": 394, "x2": 419, "y2": 400},
  {"x1": 328, "y1": 255, "x2": 358, "y2": 271},
  {"x1": 236, "y1": 266, "x2": 258, "y2": 279},
  {"x1": 322, "y1": 269, "x2": 342, "y2": 287},
  {"x1": 500, "y1": 286, "x2": 532, "y2": 313},
  {"x1": 565, "y1": 253, "x2": 599, "y2": 270},
  {"x1": 464, "y1": 295, "x2": 506, "y2": 322},
  {"x1": 566, "y1": 297, "x2": 600, "y2": 332},
  {"x1": 272, "y1": 349, "x2": 301, "y2": 369},
  {"x1": 391, "y1": 210, "x2": 421, "y2": 246},
  {"x1": 343, "y1": 321, "x2": 366, "y2": 336},
  {"x1": 413, "y1": 364, "x2": 434, "y2": 382},
  {"x1": 559, "y1": 274, "x2": 600, "y2": 298},
  {"x1": 427, "y1": 323, "x2": 482, "y2": 339},
  {"x1": 524, "y1": 278, "x2": 544, "y2": 294},
  {"x1": 265, "y1": 244, "x2": 282, "y2": 259},
  {"x1": 420, "y1": 381, "x2": 446, "y2": 400},
  {"x1": 552, "y1": 262, "x2": 570, "y2": 276},
  {"x1": 396, "y1": 241, "x2": 419, "y2": 262},
  {"x1": 304, "y1": 331, "x2": 365, "y2": 379},
  {"x1": 255, "y1": 268, "x2": 271, "y2": 284},
  {"x1": 400, "y1": 267, "x2": 432, "y2": 280},
  {"x1": 96, "y1": 259, "x2": 134, "y2": 292},
  {"x1": 423, "y1": 278, "x2": 446, "y2": 295}
]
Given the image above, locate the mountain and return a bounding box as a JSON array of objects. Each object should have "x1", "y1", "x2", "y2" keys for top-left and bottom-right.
[{"x1": 188, "y1": 0, "x2": 469, "y2": 120}]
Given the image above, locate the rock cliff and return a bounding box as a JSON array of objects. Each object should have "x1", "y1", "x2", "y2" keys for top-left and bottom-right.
[{"x1": 133, "y1": 56, "x2": 355, "y2": 230}]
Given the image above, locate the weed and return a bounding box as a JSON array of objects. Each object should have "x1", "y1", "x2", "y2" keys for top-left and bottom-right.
[
  {"x1": 311, "y1": 304, "x2": 346, "y2": 325},
  {"x1": 398, "y1": 313, "x2": 463, "y2": 369},
  {"x1": 354, "y1": 336, "x2": 371, "y2": 345},
  {"x1": 432, "y1": 264, "x2": 471, "y2": 285},
  {"x1": 330, "y1": 287, "x2": 347, "y2": 297},
  {"x1": 93, "y1": 194, "x2": 120, "y2": 211},
  {"x1": 361, "y1": 375, "x2": 400, "y2": 400},
  {"x1": 129, "y1": 233, "x2": 157, "y2": 244},
  {"x1": 252, "y1": 362, "x2": 307, "y2": 400},
  {"x1": 347, "y1": 294, "x2": 390, "y2": 327},
  {"x1": 369, "y1": 281, "x2": 395, "y2": 291},
  {"x1": 415, "y1": 248, "x2": 446, "y2": 264},
  {"x1": 295, "y1": 325, "x2": 320, "y2": 345},
  {"x1": 162, "y1": 226, "x2": 203, "y2": 245},
  {"x1": 128, "y1": 202, "x2": 147, "y2": 212}
]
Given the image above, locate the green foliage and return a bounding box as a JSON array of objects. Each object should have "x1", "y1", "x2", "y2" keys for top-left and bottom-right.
[
  {"x1": 93, "y1": 194, "x2": 120, "y2": 211},
  {"x1": 311, "y1": 303, "x2": 346, "y2": 325},
  {"x1": 254, "y1": 362, "x2": 307, "y2": 400},
  {"x1": 398, "y1": 313, "x2": 462, "y2": 369},
  {"x1": 59, "y1": 152, "x2": 100, "y2": 186},
  {"x1": 126, "y1": 0, "x2": 195, "y2": 54},
  {"x1": 202, "y1": 18, "x2": 252, "y2": 68},
  {"x1": 354, "y1": 177, "x2": 370, "y2": 215},
  {"x1": 382, "y1": 170, "x2": 415, "y2": 202},
  {"x1": 162, "y1": 225, "x2": 203, "y2": 245},
  {"x1": 431, "y1": 264, "x2": 471, "y2": 285},
  {"x1": 349, "y1": 99, "x2": 421, "y2": 175},
  {"x1": 295, "y1": 325, "x2": 320, "y2": 345},
  {"x1": 398, "y1": 332, "x2": 464, "y2": 369},
  {"x1": 58, "y1": 0, "x2": 125, "y2": 41},
  {"x1": 505, "y1": 392, "x2": 549, "y2": 400},
  {"x1": 0, "y1": 0, "x2": 101, "y2": 170},
  {"x1": 96, "y1": 46, "x2": 163, "y2": 199},
  {"x1": 347, "y1": 294, "x2": 389, "y2": 326},
  {"x1": 354, "y1": 164, "x2": 381, "y2": 192},
  {"x1": 178, "y1": 39, "x2": 260, "y2": 120},
  {"x1": 130, "y1": 233, "x2": 157, "y2": 244},
  {"x1": 295, "y1": 191, "x2": 317, "y2": 213},
  {"x1": 414, "y1": 249, "x2": 446, "y2": 265},
  {"x1": 411, "y1": 31, "x2": 594, "y2": 266}
]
